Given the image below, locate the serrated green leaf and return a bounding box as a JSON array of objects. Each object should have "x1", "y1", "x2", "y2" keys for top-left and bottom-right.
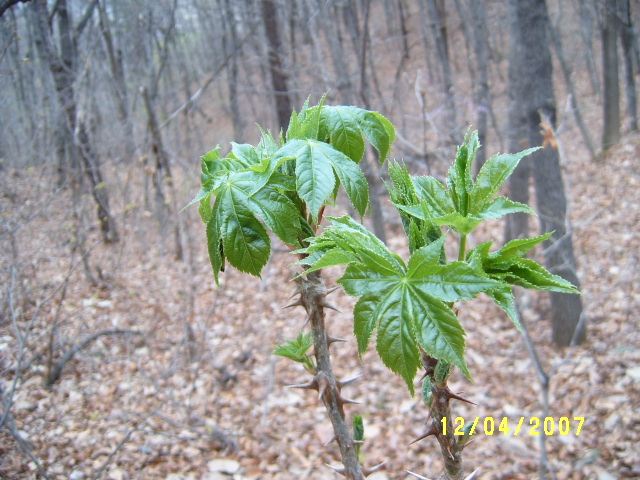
[
  {"x1": 476, "y1": 196, "x2": 536, "y2": 220},
  {"x1": 274, "y1": 332, "x2": 313, "y2": 362},
  {"x1": 298, "y1": 247, "x2": 356, "y2": 275},
  {"x1": 231, "y1": 142, "x2": 261, "y2": 166},
  {"x1": 466, "y1": 241, "x2": 493, "y2": 271},
  {"x1": 489, "y1": 232, "x2": 553, "y2": 263},
  {"x1": 323, "y1": 216, "x2": 406, "y2": 274},
  {"x1": 218, "y1": 189, "x2": 270, "y2": 277},
  {"x1": 280, "y1": 139, "x2": 336, "y2": 222},
  {"x1": 471, "y1": 147, "x2": 540, "y2": 214},
  {"x1": 375, "y1": 286, "x2": 421, "y2": 395},
  {"x1": 406, "y1": 236, "x2": 447, "y2": 278},
  {"x1": 433, "y1": 212, "x2": 482, "y2": 235},
  {"x1": 485, "y1": 287, "x2": 522, "y2": 332},
  {"x1": 248, "y1": 188, "x2": 301, "y2": 247},
  {"x1": 447, "y1": 129, "x2": 478, "y2": 216},
  {"x1": 409, "y1": 261, "x2": 503, "y2": 303},
  {"x1": 320, "y1": 106, "x2": 366, "y2": 162},
  {"x1": 338, "y1": 265, "x2": 398, "y2": 297},
  {"x1": 336, "y1": 106, "x2": 395, "y2": 162},
  {"x1": 354, "y1": 295, "x2": 380, "y2": 355},
  {"x1": 328, "y1": 150, "x2": 369, "y2": 217},
  {"x1": 406, "y1": 285, "x2": 469, "y2": 379},
  {"x1": 412, "y1": 176, "x2": 455, "y2": 216},
  {"x1": 206, "y1": 206, "x2": 223, "y2": 285},
  {"x1": 501, "y1": 258, "x2": 580, "y2": 293}
]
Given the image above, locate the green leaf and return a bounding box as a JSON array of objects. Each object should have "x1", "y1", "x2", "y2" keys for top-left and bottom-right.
[
  {"x1": 338, "y1": 265, "x2": 398, "y2": 297},
  {"x1": 277, "y1": 138, "x2": 370, "y2": 221},
  {"x1": 205, "y1": 205, "x2": 223, "y2": 285},
  {"x1": 320, "y1": 106, "x2": 366, "y2": 162},
  {"x1": 447, "y1": 129, "x2": 478, "y2": 216},
  {"x1": 489, "y1": 232, "x2": 553, "y2": 263},
  {"x1": 298, "y1": 247, "x2": 356, "y2": 275},
  {"x1": 409, "y1": 261, "x2": 503, "y2": 303},
  {"x1": 281, "y1": 139, "x2": 336, "y2": 222},
  {"x1": 406, "y1": 237, "x2": 446, "y2": 278},
  {"x1": 248, "y1": 188, "x2": 301, "y2": 247},
  {"x1": 433, "y1": 212, "x2": 482, "y2": 235},
  {"x1": 471, "y1": 148, "x2": 540, "y2": 214},
  {"x1": 476, "y1": 196, "x2": 536, "y2": 220},
  {"x1": 274, "y1": 332, "x2": 313, "y2": 363},
  {"x1": 353, "y1": 295, "x2": 380, "y2": 355},
  {"x1": 412, "y1": 176, "x2": 455, "y2": 217},
  {"x1": 375, "y1": 286, "x2": 421, "y2": 395},
  {"x1": 328, "y1": 148, "x2": 369, "y2": 217},
  {"x1": 406, "y1": 285, "x2": 469, "y2": 379},
  {"x1": 485, "y1": 287, "x2": 522, "y2": 332},
  {"x1": 325, "y1": 106, "x2": 395, "y2": 162},
  {"x1": 498, "y1": 258, "x2": 580, "y2": 293},
  {"x1": 217, "y1": 189, "x2": 270, "y2": 277}
]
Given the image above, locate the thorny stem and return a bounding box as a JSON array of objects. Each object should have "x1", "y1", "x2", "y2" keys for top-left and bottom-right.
[
  {"x1": 421, "y1": 353, "x2": 465, "y2": 480},
  {"x1": 415, "y1": 233, "x2": 471, "y2": 480},
  {"x1": 294, "y1": 270, "x2": 365, "y2": 480}
]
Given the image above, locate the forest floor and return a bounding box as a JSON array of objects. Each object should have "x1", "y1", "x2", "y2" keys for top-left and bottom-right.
[{"x1": 1, "y1": 127, "x2": 639, "y2": 480}]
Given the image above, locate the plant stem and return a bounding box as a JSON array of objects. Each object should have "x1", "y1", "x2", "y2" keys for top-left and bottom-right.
[
  {"x1": 458, "y1": 234, "x2": 467, "y2": 261},
  {"x1": 421, "y1": 354, "x2": 465, "y2": 480},
  {"x1": 295, "y1": 271, "x2": 365, "y2": 480}
]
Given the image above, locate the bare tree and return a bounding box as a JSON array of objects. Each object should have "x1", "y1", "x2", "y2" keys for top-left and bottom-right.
[
  {"x1": 261, "y1": 0, "x2": 292, "y2": 131},
  {"x1": 506, "y1": 0, "x2": 585, "y2": 347},
  {"x1": 601, "y1": 0, "x2": 622, "y2": 151},
  {"x1": 28, "y1": 0, "x2": 118, "y2": 243}
]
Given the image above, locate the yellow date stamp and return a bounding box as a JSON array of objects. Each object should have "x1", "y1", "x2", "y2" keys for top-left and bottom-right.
[{"x1": 442, "y1": 416, "x2": 585, "y2": 436}]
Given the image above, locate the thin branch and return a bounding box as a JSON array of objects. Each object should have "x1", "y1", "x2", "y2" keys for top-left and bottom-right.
[
  {"x1": 47, "y1": 329, "x2": 142, "y2": 386},
  {"x1": 160, "y1": 32, "x2": 253, "y2": 129}
]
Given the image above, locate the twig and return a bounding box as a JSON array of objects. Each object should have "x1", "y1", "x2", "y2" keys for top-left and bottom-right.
[
  {"x1": 46, "y1": 329, "x2": 142, "y2": 386},
  {"x1": 513, "y1": 298, "x2": 556, "y2": 480},
  {"x1": 92, "y1": 409, "x2": 155, "y2": 480},
  {"x1": 0, "y1": 382, "x2": 50, "y2": 479}
]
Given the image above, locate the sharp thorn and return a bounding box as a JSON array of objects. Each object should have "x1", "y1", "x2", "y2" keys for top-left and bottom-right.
[
  {"x1": 419, "y1": 370, "x2": 429, "y2": 382},
  {"x1": 464, "y1": 469, "x2": 479, "y2": 480},
  {"x1": 460, "y1": 438, "x2": 476, "y2": 451},
  {"x1": 288, "y1": 290, "x2": 301, "y2": 300},
  {"x1": 446, "y1": 389, "x2": 477, "y2": 405},
  {"x1": 337, "y1": 375, "x2": 362, "y2": 388},
  {"x1": 364, "y1": 462, "x2": 387, "y2": 476},
  {"x1": 316, "y1": 373, "x2": 329, "y2": 401},
  {"x1": 327, "y1": 335, "x2": 348, "y2": 345},
  {"x1": 288, "y1": 380, "x2": 318, "y2": 391},
  {"x1": 283, "y1": 299, "x2": 305, "y2": 309},
  {"x1": 323, "y1": 435, "x2": 336, "y2": 446},
  {"x1": 405, "y1": 471, "x2": 433, "y2": 480},
  {"x1": 410, "y1": 424, "x2": 438, "y2": 445},
  {"x1": 324, "y1": 464, "x2": 347, "y2": 477},
  {"x1": 326, "y1": 286, "x2": 340, "y2": 295},
  {"x1": 321, "y1": 301, "x2": 341, "y2": 312},
  {"x1": 338, "y1": 396, "x2": 361, "y2": 405}
]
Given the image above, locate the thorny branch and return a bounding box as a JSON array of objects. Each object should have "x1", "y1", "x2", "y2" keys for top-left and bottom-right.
[{"x1": 288, "y1": 271, "x2": 366, "y2": 480}]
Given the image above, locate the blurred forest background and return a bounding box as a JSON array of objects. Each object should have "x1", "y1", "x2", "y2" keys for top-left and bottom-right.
[{"x1": 0, "y1": 0, "x2": 639, "y2": 479}]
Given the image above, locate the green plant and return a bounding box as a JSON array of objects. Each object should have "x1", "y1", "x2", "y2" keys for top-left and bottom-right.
[{"x1": 191, "y1": 101, "x2": 579, "y2": 480}]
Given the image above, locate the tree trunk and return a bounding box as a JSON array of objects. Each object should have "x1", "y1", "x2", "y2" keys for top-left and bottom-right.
[
  {"x1": 29, "y1": 0, "x2": 118, "y2": 243},
  {"x1": 618, "y1": 0, "x2": 638, "y2": 131},
  {"x1": 602, "y1": 0, "x2": 621, "y2": 151},
  {"x1": 424, "y1": 0, "x2": 457, "y2": 139},
  {"x1": 261, "y1": 0, "x2": 292, "y2": 131},
  {"x1": 506, "y1": 0, "x2": 585, "y2": 347},
  {"x1": 469, "y1": 0, "x2": 491, "y2": 171},
  {"x1": 98, "y1": 0, "x2": 135, "y2": 160}
]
